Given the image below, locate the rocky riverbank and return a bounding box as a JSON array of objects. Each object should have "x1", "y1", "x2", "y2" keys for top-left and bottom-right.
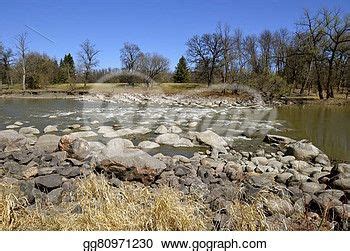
[{"x1": 1, "y1": 120, "x2": 349, "y2": 230}]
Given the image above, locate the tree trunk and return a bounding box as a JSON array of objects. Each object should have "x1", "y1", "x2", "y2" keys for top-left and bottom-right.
[{"x1": 22, "y1": 68, "x2": 26, "y2": 90}]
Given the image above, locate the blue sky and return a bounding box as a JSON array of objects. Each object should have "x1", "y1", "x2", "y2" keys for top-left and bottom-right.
[{"x1": 1, "y1": 0, "x2": 349, "y2": 70}]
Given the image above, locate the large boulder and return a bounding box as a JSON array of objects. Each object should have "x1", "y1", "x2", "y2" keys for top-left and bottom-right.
[
  {"x1": 34, "y1": 134, "x2": 60, "y2": 153},
  {"x1": 285, "y1": 140, "x2": 320, "y2": 161},
  {"x1": 96, "y1": 138, "x2": 166, "y2": 184},
  {"x1": 58, "y1": 135, "x2": 91, "y2": 160},
  {"x1": 0, "y1": 130, "x2": 28, "y2": 152},
  {"x1": 195, "y1": 130, "x2": 227, "y2": 152}
]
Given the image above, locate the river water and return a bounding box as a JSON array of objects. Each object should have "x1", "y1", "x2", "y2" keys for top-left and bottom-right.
[{"x1": 0, "y1": 98, "x2": 349, "y2": 161}]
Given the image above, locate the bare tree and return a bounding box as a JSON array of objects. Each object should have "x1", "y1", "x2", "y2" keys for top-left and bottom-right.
[
  {"x1": 138, "y1": 53, "x2": 169, "y2": 85},
  {"x1": 244, "y1": 35, "x2": 260, "y2": 74},
  {"x1": 232, "y1": 28, "x2": 246, "y2": 74},
  {"x1": 322, "y1": 9, "x2": 350, "y2": 98},
  {"x1": 15, "y1": 33, "x2": 29, "y2": 90},
  {"x1": 120, "y1": 42, "x2": 142, "y2": 85},
  {"x1": 259, "y1": 30, "x2": 273, "y2": 73},
  {"x1": 120, "y1": 42, "x2": 142, "y2": 71},
  {"x1": 78, "y1": 39, "x2": 100, "y2": 87},
  {"x1": 297, "y1": 9, "x2": 326, "y2": 99},
  {"x1": 186, "y1": 33, "x2": 223, "y2": 86},
  {"x1": 217, "y1": 23, "x2": 234, "y2": 83}
]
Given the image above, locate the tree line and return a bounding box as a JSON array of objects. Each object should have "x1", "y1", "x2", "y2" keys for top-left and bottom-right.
[{"x1": 0, "y1": 7, "x2": 349, "y2": 99}]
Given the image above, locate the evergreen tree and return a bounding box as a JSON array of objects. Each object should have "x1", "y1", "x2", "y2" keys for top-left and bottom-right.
[
  {"x1": 173, "y1": 56, "x2": 190, "y2": 83},
  {"x1": 59, "y1": 53, "x2": 75, "y2": 83}
]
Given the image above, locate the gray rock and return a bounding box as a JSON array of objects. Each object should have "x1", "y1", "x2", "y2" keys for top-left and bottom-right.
[
  {"x1": 332, "y1": 178, "x2": 350, "y2": 190},
  {"x1": 79, "y1": 126, "x2": 92, "y2": 131},
  {"x1": 35, "y1": 174, "x2": 63, "y2": 190},
  {"x1": 169, "y1": 125, "x2": 182, "y2": 134},
  {"x1": 0, "y1": 129, "x2": 28, "y2": 152},
  {"x1": 195, "y1": 130, "x2": 227, "y2": 152},
  {"x1": 69, "y1": 131, "x2": 98, "y2": 138},
  {"x1": 279, "y1": 155, "x2": 296, "y2": 164},
  {"x1": 47, "y1": 188, "x2": 63, "y2": 204},
  {"x1": 138, "y1": 141, "x2": 160, "y2": 149},
  {"x1": 88, "y1": 141, "x2": 106, "y2": 153},
  {"x1": 43, "y1": 125, "x2": 58, "y2": 133},
  {"x1": 19, "y1": 127, "x2": 40, "y2": 135},
  {"x1": 155, "y1": 133, "x2": 194, "y2": 147},
  {"x1": 285, "y1": 140, "x2": 320, "y2": 161},
  {"x1": 154, "y1": 125, "x2": 168, "y2": 134},
  {"x1": 34, "y1": 134, "x2": 60, "y2": 153},
  {"x1": 59, "y1": 136, "x2": 91, "y2": 161},
  {"x1": 314, "y1": 154, "x2": 331, "y2": 166},
  {"x1": 96, "y1": 139, "x2": 166, "y2": 184},
  {"x1": 300, "y1": 182, "x2": 324, "y2": 194},
  {"x1": 333, "y1": 163, "x2": 350, "y2": 174},
  {"x1": 275, "y1": 173, "x2": 293, "y2": 184},
  {"x1": 248, "y1": 173, "x2": 276, "y2": 187},
  {"x1": 251, "y1": 156, "x2": 268, "y2": 166}
]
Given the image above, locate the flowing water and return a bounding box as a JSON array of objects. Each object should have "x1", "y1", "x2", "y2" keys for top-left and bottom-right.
[{"x1": 0, "y1": 98, "x2": 349, "y2": 161}]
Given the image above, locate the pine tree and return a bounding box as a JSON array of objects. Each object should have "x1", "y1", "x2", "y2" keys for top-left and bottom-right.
[
  {"x1": 59, "y1": 53, "x2": 75, "y2": 83},
  {"x1": 173, "y1": 56, "x2": 190, "y2": 83}
]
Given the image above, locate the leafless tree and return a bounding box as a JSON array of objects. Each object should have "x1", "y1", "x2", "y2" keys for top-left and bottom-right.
[
  {"x1": 120, "y1": 42, "x2": 142, "y2": 71},
  {"x1": 322, "y1": 9, "x2": 350, "y2": 98},
  {"x1": 259, "y1": 30, "x2": 273, "y2": 73},
  {"x1": 244, "y1": 35, "x2": 260, "y2": 74},
  {"x1": 217, "y1": 23, "x2": 234, "y2": 83},
  {"x1": 297, "y1": 9, "x2": 327, "y2": 99},
  {"x1": 15, "y1": 32, "x2": 29, "y2": 90},
  {"x1": 138, "y1": 53, "x2": 169, "y2": 85},
  {"x1": 187, "y1": 33, "x2": 223, "y2": 86},
  {"x1": 78, "y1": 39, "x2": 100, "y2": 87}
]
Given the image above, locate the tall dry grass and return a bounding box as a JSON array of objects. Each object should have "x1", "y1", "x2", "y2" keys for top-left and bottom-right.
[{"x1": 0, "y1": 175, "x2": 334, "y2": 231}]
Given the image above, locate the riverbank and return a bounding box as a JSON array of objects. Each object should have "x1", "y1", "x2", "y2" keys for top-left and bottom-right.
[
  {"x1": 0, "y1": 126, "x2": 349, "y2": 230},
  {"x1": 2, "y1": 83, "x2": 350, "y2": 107}
]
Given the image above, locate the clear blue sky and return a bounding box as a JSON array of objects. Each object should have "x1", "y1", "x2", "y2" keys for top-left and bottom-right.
[{"x1": 1, "y1": 0, "x2": 349, "y2": 70}]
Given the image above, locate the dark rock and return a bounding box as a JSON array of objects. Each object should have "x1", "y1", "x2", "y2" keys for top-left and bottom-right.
[
  {"x1": 35, "y1": 174, "x2": 63, "y2": 191},
  {"x1": 264, "y1": 134, "x2": 296, "y2": 145},
  {"x1": 47, "y1": 188, "x2": 63, "y2": 204}
]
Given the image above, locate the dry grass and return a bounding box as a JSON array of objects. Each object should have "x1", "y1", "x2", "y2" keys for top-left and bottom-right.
[
  {"x1": 0, "y1": 175, "x2": 210, "y2": 231},
  {"x1": 0, "y1": 175, "x2": 336, "y2": 231}
]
